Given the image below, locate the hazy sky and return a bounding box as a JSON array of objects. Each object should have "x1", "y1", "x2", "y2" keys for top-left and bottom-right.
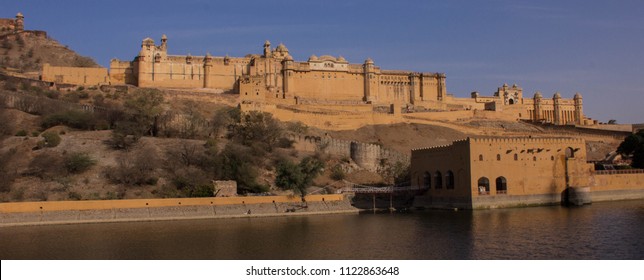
[{"x1": 4, "y1": 0, "x2": 643, "y2": 123}]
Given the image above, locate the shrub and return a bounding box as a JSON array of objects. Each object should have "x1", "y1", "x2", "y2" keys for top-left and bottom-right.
[
  {"x1": 15, "y1": 130, "x2": 27, "y2": 136},
  {"x1": 107, "y1": 121, "x2": 142, "y2": 150},
  {"x1": 169, "y1": 166, "x2": 214, "y2": 197},
  {"x1": 277, "y1": 137, "x2": 295, "y2": 148},
  {"x1": 27, "y1": 152, "x2": 64, "y2": 179},
  {"x1": 286, "y1": 121, "x2": 309, "y2": 134},
  {"x1": 0, "y1": 150, "x2": 17, "y2": 193},
  {"x1": 67, "y1": 191, "x2": 82, "y2": 200},
  {"x1": 38, "y1": 131, "x2": 61, "y2": 148},
  {"x1": 64, "y1": 153, "x2": 96, "y2": 174},
  {"x1": 42, "y1": 110, "x2": 96, "y2": 130},
  {"x1": 105, "y1": 147, "x2": 159, "y2": 186},
  {"x1": 45, "y1": 90, "x2": 60, "y2": 99},
  {"x1": 330, "y1": 164, "x2": 346, "y2": 181}
]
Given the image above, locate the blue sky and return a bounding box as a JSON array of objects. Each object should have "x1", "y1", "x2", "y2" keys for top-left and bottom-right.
[{"x1": 4, "y1": 0, "x2": 643, "y2": 123}]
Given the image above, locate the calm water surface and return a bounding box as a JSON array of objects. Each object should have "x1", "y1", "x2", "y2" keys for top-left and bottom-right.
[{"x1": 1, "y1": 200, "x2": 643, "y2": 259}]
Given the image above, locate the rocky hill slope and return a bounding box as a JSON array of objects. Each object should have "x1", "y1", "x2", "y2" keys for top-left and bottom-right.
[{"x1": 0, "y1": 30, "x2": 99, "y2": 73}]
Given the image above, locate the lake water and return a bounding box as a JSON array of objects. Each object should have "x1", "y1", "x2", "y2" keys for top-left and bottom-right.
[{"x1": 1, "y1": 200, "x2": 642, "y2": 259}]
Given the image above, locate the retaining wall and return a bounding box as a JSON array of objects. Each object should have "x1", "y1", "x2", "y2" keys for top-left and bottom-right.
[{"x1": 0, "y1": 194, "x2": 358, "y2": 227}]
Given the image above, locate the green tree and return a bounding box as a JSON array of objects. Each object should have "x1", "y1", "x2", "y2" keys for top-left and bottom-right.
[
  {"x1": 216, "y1": 143, "x2": 266, "y2": 194},
  {"x1": 231, "y1": 111, "x2": 283, "y2": 151},
  {"x1": 123, "y1": 88, "x2": 165, "y2": 137},
  {"x1": 211, "y1": 106, "x2": 240, "y2": 138},
  {"x1": 617, "y1": 130, "x2": 644, "y2": 168},
  {"x1": 275, "y1": 156, "x2": 324, "y2": 200}
]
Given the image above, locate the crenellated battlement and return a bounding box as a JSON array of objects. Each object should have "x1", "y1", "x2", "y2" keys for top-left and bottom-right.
[{"x1": 469, "y1": 137, "x2": 583, "y2": 145}]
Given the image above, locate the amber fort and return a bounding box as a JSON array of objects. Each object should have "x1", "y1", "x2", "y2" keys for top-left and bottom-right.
[
  {"x1": 1, "y1": 13, "x2": 643, "y2": 214},
  {"x1": 32, "y1": 30, "x2": 599, "y2": 130}
]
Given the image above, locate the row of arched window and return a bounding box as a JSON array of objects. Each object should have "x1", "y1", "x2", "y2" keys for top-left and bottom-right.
[
  {"x1": 422, "y1": 171, "x2": 455, "y2": 190},
  {"x1": 478, "y1": 147, "x2": 576, "y2": 162},
  {"x1": 477, "y1": 176, "x2": 507, "y2": 195},
  {"x1": 480, "y1": 154, "x2": 556, "y2": 161}
]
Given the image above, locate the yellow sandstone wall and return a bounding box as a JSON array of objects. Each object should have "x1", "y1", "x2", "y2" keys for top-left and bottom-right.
[
  {"x1": 591, "y1": 173, "x2": 644, "y2": 191},
  {"x1": 468, "y1": 138, "x2": 589, "y2": 198},
  {"x1": 0, "y1": 194, "x2": 344, "y2": 213},
  {"x1": 41, "y1": 63, "x2": 109, "y2": 86}
]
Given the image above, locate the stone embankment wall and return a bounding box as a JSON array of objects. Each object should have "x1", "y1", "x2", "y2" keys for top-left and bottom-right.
[
  {"x1": 590, "y1": 172, "x2": 644, "y2": 202},
  {"x1": 0, "y1": 194, "x2": 358, "y2": 227},
  {"x1": 292, "y1": 135, "x2": 410, "y2": 172}
]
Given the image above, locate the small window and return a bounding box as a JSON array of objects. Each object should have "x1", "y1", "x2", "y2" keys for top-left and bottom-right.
[
  {"x1": 479, "y1": 154, "x2": 484, "y2": 161},
  {"x1": 514, "y1": 154, "x2": 518, "y2": 161},
  {"x1": 497, "y1": 154, "x2": 501, "y2": 161},
  {"x1": 533, "y1": 156, "x2": 537, "y2": 161},
  {"x1": 551, "y1": 156, "x2": 555, "y2": 161}
]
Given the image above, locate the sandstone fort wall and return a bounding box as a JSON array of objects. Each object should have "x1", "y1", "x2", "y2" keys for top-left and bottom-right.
[
  {"x1": 41, "y1": 64, "x2": 109, "y2": 86},
  {"x1": 293, "y1": 135, "x2": 409, "y2": 172}
]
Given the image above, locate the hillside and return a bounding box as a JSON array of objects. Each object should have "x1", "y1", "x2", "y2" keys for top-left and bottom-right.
[{"x1": 0, "y1": 30, "x2": 99, "y2": 73}]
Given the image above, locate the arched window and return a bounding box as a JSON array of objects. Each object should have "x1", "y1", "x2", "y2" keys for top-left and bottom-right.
[
  {"x1": 551, "y1": 156, "x2": 555, "y2": 161},
  {"x1": 565, "y1": 147, "x2": 575, "y2": 158},
  {"x1": 423, "y1": 172, "x2": 431, "y2": 189},
  {"x1": 497, "y1": 154, "x2": 501, "y2": 161},
  {"x1": 478, "y1": 177, "x2": 490, "y2": 195},
  {"x1": 445, "y1": 170, "x2": 455, "y2": 189},
  {"x1": 496, "y1": 177, "x2": 507, "y2": 194},
  {"x1": 533, "y1": 156, "x2": 537, "y2": 161},
  {"x1": 508, "y1": 99, "x2": 515, "y2": 105},
  {"x1": 435, "y1": 171, "x2": 443, "y2": 189},
  {"x1": 514, "y1": 154, "x2": 518, "y2": 161},
  {"x1": 479, "y1": 154, "x2": 484, "y2": 161}
]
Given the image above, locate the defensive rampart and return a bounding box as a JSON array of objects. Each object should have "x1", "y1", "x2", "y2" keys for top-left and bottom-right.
[
  {"x1": 292, "y1": 135, "x2": 410, "y2": 172},
  {"x1": 0, "y1": 194, "x2": 358, "y2": 227}
]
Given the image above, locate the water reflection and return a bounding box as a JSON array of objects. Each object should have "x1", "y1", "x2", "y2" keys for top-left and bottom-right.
[{"x1": 0, "y1": 200, "x2": 642, "y2": 259}]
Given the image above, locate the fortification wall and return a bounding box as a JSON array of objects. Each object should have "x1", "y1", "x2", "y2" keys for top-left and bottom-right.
[
  {"x1": 293, "y1": 135, "x2": 409, "y2": 172},
  {"x1": 290, "y1": 71, "x2": 365, "y2": 101},
  {"x1": 0, "y1": 194, "x2": 357, "y2": 226},
  {"x1": 41, "y1": 64, "x2": 109, "y2": 86},
  {"x1": 405, "y1": 110, "x2": 474, "y2": 122},
  {"x1": 265, "y1": 105, "x2": 402, "y2": 130},
  {"x1": 108, "y1": 60, "x2": 136, "y2": 85}
]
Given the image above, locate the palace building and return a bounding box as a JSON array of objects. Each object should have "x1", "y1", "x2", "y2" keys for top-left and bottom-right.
[
  {"x1": 106, "y1": 35, "x2": 592, "y2": 126},
  {"x1": 410, "y1": 137, "x2": 644, "y2": 209}
]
